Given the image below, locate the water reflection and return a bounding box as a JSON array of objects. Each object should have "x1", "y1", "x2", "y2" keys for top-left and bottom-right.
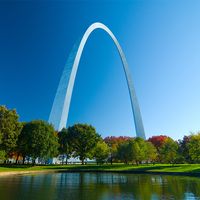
[{"x1": 0, "y1": 172, "x2": 200, "y2": 200}]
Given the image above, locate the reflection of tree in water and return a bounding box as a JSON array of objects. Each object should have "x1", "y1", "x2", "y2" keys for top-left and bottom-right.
[
  {"x1": 161, "y1": 175, "x2": 200, "y2": 199},
  {"x1": 40, "y1": 173, "x2": 129, "y2": 200},
  {"x1": 116, "y1": 175, "x2": 200, "y2": 200},
  {"x1": 52, "y1": 173, "x2": 200, "y2": 200},
  {"x1": 183, "y1": 177, "x2": 200, "y2": 197},
  {"x1": 0, "y1": 173, "x2": 200, "y2": 200},
  {"x1": 0, "y1": 174, "x2": 59, "y2": 200}
]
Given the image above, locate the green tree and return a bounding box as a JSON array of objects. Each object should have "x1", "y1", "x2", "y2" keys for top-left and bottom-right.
[
  {"x1": 0, "y1": 150, "x2": 6, "y2": 162},
  {"x1": 58, "y1": 128, "x2": 73, "y2": 164},
  {"x1": 160, "y1": 138, "x2": 179, "y2": 164},
  {"x1": 93, "y1": 141, "x2": 109, "y2": 164},
  {"x1": 128, "y1": 138, "x2": 147, "y2": 165},
  {"x1": 187, "y1": 132, "x2": 200, "y2": 163},
  {"x1": 0, "y1": 105, "x2": 22, "y2": 159},
  {"x1": 117, "y1": 138, "x2": 149, "y2": 165},
  {"x1": 145, "y1": 141, "x2": 157, "y2": 163},
  {"x1": 148, "y1": 135, "x2": 169, "y2": 162},
  {"x1": 117, "y1": 141, "x2": 130, "y2": 164},
  {"x1": 104, "y1": 136, "x2": 130, "y2": 164},
  {"x1": 15, "y1": 122, "x2": 29, "y2": 164},
  {"x1": 178, "y1": 135, "x2": 191, "y2": 163},
  {"x1": 68, "y1": 124, "x2": 101, "y2": 165},
  {"x1": 20, "y1": 120, "x2": 59, "y2": 164}
]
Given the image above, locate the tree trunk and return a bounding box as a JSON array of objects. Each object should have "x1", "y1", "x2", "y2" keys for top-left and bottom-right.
[
  {"x1": 81, "y1": 159, "x2": 84, "y2": 165},
  {"x1": 62, "y1": 156, "x2": 64, "y2": 165},
  {"x1": 32, "y1": 159, "x2": 36, "y2": 166},
  {"x1": 22, "y1": 156, "x2": 25, "y2": 165},
  {"x1": 15, "y1": 153, "x2": 19, "y2": 164},
  {"x1": 110, "y1": 155, "x2": 113, "y2": 165}
]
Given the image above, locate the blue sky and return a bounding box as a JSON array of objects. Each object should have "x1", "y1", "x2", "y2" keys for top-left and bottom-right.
[{"x1": 0, "y1": 0, "x2": 200, "y2": 140}]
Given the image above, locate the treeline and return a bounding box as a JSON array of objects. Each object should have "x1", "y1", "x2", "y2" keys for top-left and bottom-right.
[
  {"x1": 0, "y1": 105, "x2": 200, "y2": 165},
  {"x1": 106, "y1": 135, "x2": 200, "y2": 165}
]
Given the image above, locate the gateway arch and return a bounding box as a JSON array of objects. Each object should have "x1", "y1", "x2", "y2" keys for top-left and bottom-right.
[{"x1": 49, "y1": 22, "x2": 146, "y2": 139}]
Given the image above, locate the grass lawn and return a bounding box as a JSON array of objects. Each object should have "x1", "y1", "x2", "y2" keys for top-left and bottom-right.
[{"x1": 0, "y1": 163, "x2": 200, "y2": 175}]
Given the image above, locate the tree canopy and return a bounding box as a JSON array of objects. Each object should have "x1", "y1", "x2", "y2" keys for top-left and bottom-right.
[
  {"x1": 58, "y1": 128, "x2": 73, "y2": 164},
  {"x1": 104, "y1": 136, "x2": 130, "y2": 164},
  {"x1": 93, "y1": 141, "x2": 109, "y2": 164},
  {"x1": 0, "y1": 105, "x2": 22, "y2": 158},
  {"x1": 159, "y1": 138, "x2": 179, "y2": 164},
  {"x1": 187, "y1": 133, "x2": 200, "y2": 163},
  {"x1": 19, "y1": 120, "x2": 59, "y2": 164},
  {"x1": 67, "y1": 124, "x2": 101, "y2": 164}
]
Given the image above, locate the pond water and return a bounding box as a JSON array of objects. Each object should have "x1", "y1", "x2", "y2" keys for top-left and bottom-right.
[{"x1": 0, "y1": 172, "x2": 200, "y2": 200}]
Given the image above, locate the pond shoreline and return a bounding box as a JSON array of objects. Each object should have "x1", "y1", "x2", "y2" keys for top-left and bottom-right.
[{"x1": 1, "y1": 168, "x2": 200, "y2": 177}]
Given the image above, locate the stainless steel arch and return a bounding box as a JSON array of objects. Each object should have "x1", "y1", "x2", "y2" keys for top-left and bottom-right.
[{"x1": 49, "y1": 22, "x2": 146, "y2": 139}]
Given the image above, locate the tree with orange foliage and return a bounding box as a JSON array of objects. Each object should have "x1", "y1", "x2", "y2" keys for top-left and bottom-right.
[
  {"x1": 104, "y1": 136, "x2": 131, "y2": 164},
  {"x1": 148, "y1": 135, "x2": 169, "y2": 162},
  {"x1": 148, "y1": 135, "x2": 169, "y2": 149}
]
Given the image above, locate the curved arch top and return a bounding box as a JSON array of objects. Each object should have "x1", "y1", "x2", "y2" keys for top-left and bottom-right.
[{"x1": 49, "y1": 22, "x2": 146, "y2": 139}]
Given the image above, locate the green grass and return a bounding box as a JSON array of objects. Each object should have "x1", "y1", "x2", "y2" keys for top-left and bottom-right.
[{"x1": 1, "y1": 163, "x2": 200, "y2": 175}]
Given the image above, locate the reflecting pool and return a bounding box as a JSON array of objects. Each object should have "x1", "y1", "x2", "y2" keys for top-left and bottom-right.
[{"x1": 0, "y1": 172, "x2": 200, "y2": 200}]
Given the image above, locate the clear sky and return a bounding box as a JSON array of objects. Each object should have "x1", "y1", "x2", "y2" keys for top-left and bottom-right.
[{"x1": 0, "y1": 0, "x2": 200, "y2": 140}]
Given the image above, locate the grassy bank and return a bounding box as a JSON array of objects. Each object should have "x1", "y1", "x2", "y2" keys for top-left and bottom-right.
[{"x1": 0, "y1": 164, "x2": 200, "y2": 176}]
